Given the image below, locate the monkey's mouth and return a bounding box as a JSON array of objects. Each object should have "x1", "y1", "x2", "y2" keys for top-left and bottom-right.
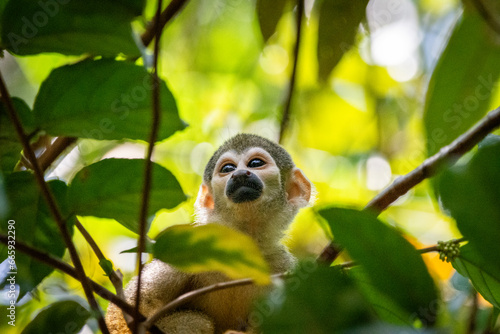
[{"x1": 226, "y1": 179, "x2": 263, "y2": 203}]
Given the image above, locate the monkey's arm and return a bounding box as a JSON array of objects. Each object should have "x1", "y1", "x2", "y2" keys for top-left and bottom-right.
[{"x1": 106, "y1": 259, "x2": 214, "y2": 334}]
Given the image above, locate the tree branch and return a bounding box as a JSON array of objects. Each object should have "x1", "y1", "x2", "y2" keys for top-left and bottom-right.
[
  {"x1": 134, "y1": 0, "x2": 164, "y2": 332},
  {"x1": 0, "y1": 72, "x2": 110, "y2": 334},
  {"x1": 144, "y1": 273, "x2": 286, "y2": 329},
  {"x1": 0, "y1": 233, "x2": 164, "y2": 333},
  {"x1": 140, "y1": 0, "x2": 189, "y2": 47},
  {"x1": 339, "y1": 237, "x2": 467, "y2": 269},
  {"x1": 279, "y1": 0, "x2": 304, "y2": 144},
  {"x1": 318, "y1": 106, "x2": 500, "y2": 264}
]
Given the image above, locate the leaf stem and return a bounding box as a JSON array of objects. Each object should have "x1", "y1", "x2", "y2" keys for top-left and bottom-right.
[
  {"x1": 318, "y1": 106, "x2": 500, "y2": 265},
  {"x1": 0, "y1": 72, "x2": 110, "y2": 334},
  {"x1": 279, "y1": 0, "x2": 304, "y2": 144},
  {"x1": 134, "y1": 0, "x2": 164, "y2": 332}
]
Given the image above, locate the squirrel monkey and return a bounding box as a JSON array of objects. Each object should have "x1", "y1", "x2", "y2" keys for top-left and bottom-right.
[{"x1": 106, "y1": 133, "x2": 312, "y2": 333}]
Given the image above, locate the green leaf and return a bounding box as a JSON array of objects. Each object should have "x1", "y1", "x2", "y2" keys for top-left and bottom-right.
[
  {"x1": 438, "y1": 142, "x2": 500, "y2": 275},
  {"x1": 120, "y1": 238, "x2": 155, "y2": 254},
  {"x1": 153, "y1": 224, "x2": 270, "y2": 285},
  {"x1": 67, "y1": 159, "x2": 187, "y2": 233},
  {"x1": 423, "y1": 10, "x2": 500, "y2": 156},
  {"x1": 21, "y1": 300, "x2": 90, "y2": 334},
  {"x1": 33, "y1": 59, "x2": 186, "y2": 141},
  {"x1": 318, "y1": 207, "x2": 438, "y2": 325},
  {"x1": 453, "y1": 244, "x2": 500, "y2": 309},
  {"x1": 0, "y1": 97, "x2": 35, "y2": 172},
  {"x1": 261, "y1": 264, "x2": 373, "y2": 332},
  {"x1": 1, "y1": 0, "x2": 144, "y2": 56},
  {"x1": 256, "y1": 0, "x2": 288, "y2": 42},
  {"x1": 350, "y1": 267, "x2": 413, "y2": 326},
  {"x1": 0, "y1": 172, "x2": 73, "y2": 300},
  {"x1": 99, "y1": 258, "x2": 114, "y2": 277},
  {"x1": 316, "y1": 0, "x2": 368, "y2": 82}
]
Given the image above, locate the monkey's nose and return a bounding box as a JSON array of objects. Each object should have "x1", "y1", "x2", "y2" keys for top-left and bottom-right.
[{"x1": 231, "y1": 169, "x2": 252, "y2": 178}]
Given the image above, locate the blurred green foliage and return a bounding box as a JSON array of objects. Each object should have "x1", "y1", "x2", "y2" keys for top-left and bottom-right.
[{"x1": 1, "y1": 0, "x2": 500, "y2": 332}]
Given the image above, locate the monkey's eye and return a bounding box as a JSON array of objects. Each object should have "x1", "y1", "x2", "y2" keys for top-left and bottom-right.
[
  {"x1": 220, "y1": 163, "x2": 237, "y2": 173},
  {"x1": 248, "y1": 158, "x2": 266, "y2": 168}
]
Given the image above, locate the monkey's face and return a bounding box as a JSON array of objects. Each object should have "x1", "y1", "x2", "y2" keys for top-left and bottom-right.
[{"x1": 211, "y1": 148, "x2": 282, "y2": 206}]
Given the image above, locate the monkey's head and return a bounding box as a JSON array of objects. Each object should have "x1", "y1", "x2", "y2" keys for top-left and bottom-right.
[{"x1": 196, "y1": 134, "x2": 312, "y2": 236}]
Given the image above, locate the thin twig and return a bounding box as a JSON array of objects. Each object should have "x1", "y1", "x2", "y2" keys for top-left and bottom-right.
[
  {"x1": 0, "y1": 72, "x2": 109, "y2": 334},
  {"x1": 0, "y1": 234, "x2": 164, "y2": 334},
  {"x1": 144, "y1": 273, "x2": 286, "y2": 329},
  {"x1": 279, "y1": 0, "x2": 304, "y2": 144},
  {"x1": 75, "y1": 218, "x2": 124, "y2": 297},
  {"x1": 339, "y1": 237, "x2": 468, "y2": 269},
  {"x1": 417, "y1": 237, "x2": 466, "y2": 254},
  {"x1": 318, "y1": 106, "x2": 500, "y2": 265},
  {"x1": 141, "y1": 0, "x2": 189, "y2": 47},
  {"x1": 134, "y1": 0, "x2": 164, "y2": 332}
]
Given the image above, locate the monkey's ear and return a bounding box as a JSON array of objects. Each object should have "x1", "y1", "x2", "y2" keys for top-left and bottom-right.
[
  {"x1": 286, "y1": 168, "x2": 312, "y2": 208},
  {"x1": 196, "y1": 184, "x2": 215, "y2": 210}
]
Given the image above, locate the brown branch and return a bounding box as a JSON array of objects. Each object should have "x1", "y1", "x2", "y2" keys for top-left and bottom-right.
[
  {"x1": 318, "y1": 106, "x2": 500, "y2": 264},
  {"x1": 279, "y1": 0, "x2": 304, "y2": 144},
  {"x1": 0, "y1": 72, "x2": 109, "y2": 334},
  {"x1": 140, "y1": 0, "x2": 189, "y2": 47},
  {"x1": 144, "y1": 273, "x2": 286, "y2": 329},
  {"x1": 0, "y1": 233, "x2": 164, "y2": 334},
  {"x1": 39, "y1": 136, "x2": 77, "y2": 173},
  {"x1": 134, "y1": 1, "x2": 164, "y2": 332}
]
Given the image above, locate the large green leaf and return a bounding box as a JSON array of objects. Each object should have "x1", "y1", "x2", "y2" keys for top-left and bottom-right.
[
  {"x1": 438, "y1": 141, "x2": 500, "y2": 277},
  {"x1": 316, "y1": 0, "x2": 368, "y2": 81},
  {"x1": 423, "y1": 10, "x2": 500, "y2": 156},
  {"x1": 67, "y1": 159, "x2": 187, "y2": 233},
  {"x1": 33, "y1": 59, "x2": 186, "y2": 141},
  {"x1": 256, "y1": 0, "x2": 288, "y2": 42},
  {"x1": 318, "y1": 208, "x2": 438, "y2": 326},
  {"x1": 1, "y1": 0, "x2": 144, "y2": 56},
  {"x1": 21, "y1": 300, "x2": 90, "y2": 334},
  {"x1": 0, "y1": 172, "x2": 72, "y2": 300},
  {"x1": 453, "y1": 244, "x2": 500, "y2": 309},
  {"x1": 0, "y1": 97, "x2": 35, "y2": 172},
  {"x1": 260, "y1": 265, "x2": 373, "y2": 333},
  {"x1": 350, "y1": 267, "x2": 413, "y2": 326},
  {"x1": 153, "y1": 224, "x2": 270, "y2": 284}
]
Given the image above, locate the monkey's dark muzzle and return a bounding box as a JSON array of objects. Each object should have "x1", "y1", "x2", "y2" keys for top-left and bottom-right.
[{"x1": 226, "y1": 170, "x2": 263, "y2": 203}]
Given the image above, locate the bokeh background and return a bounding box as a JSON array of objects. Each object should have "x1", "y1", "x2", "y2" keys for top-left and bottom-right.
[{"x1": 1, "y1": 0, "x2": 499, "y2": 332}]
